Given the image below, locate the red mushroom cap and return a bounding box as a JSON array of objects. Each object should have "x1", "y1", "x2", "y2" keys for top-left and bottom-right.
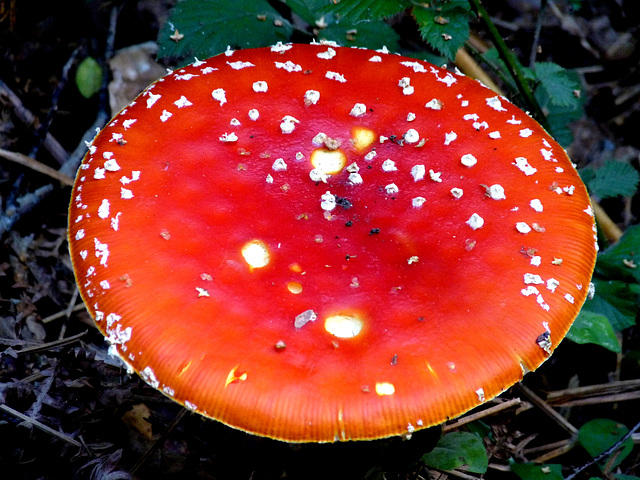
[{"x1": 68, "y1": 43, "x2": 597, "y2": 442}]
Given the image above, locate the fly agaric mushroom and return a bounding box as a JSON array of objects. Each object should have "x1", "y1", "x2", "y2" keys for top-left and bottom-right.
[{"x1": 68, "y1": 42, "x2": 597, "y2": 442}]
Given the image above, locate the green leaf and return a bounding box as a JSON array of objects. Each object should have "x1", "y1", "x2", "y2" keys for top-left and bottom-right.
[
  {"x1": 422, "y1": 431, "x2": 488, "y2": 474},
  {"x1": 478, "y1": 46, "x2": 583, "y2": 146},
  {"x1": 567, "y1": 310, "x2": 621, "y2": 352},
  {"x1": 320, "y1": 0, "x2": 412, "y2": 22},
  {"x1": 532, "y1": 66, "x2": 584, "y2": 146},
  {"x1": 317, "y1": 17, "x2": 401, "y2": 51},
  {"x1": 466, "y1": 420, "x2": 492, "y2": 441},
  {"x1": 286, "y1": 0, "x2": 333, "y2": 23},
  {"x1": 157, "y1": 0, "x2": 292, "y2": 62},
  {"x1": 413, "y1": 1, "x2": 473, "y2": 61},
  {"x1": 480, "y1": 48, "x2": 515, "y2": 88},
  {"x1": 75, "y1": 56, "x2": 102, "y2": 99},
  {"x1": 533, "y1": 62, "x2": 581, "y2": 108},
  {"x1": 583, "y1": 160, "x2": 640, "y2": 199},
  {"x1": 511, "y1": 462, "x2": 564, "y2": 480},
  {"x1": 289, "y1": 0, "x2": 401, "y2": 52},
  {"x1": 582, "y1": 279, "x2": 638, "y2": 332},
  {"x1": 540, "y1": 95, "x2": 585, "y2": 146},
  {"x1": 579, "y1": 165, "x2": 596, "y2": 185},
  {"x1": 578, "y1": 418, "x2": 634, "y2": 470},
  {"x1": 568, "y1": 0, "x2": 583, "y2": 11},
  {"x1": 597, "y1": 224, "x2": 640, "y2": 283},
  {"x1": 479, "y1": 49, "x2": 581, "y2": 145}
]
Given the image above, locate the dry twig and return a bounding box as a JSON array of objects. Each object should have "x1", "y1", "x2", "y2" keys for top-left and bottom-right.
[
  {"x1": 455, "y1": 47, "x2": 504, "y2": 95},
  {"x1": 516, "y1": 383, "x2": 577, "y2": 436},
  {"x1": 565, "y1": 420, "x2": 640, "y2": 480},
  {"x1": 0, "y1": 147, "x2": 74, "y2": 186},
  {"x1": 0, "y1": 77, "x2": 68, "y2": 164},
  {"x1": 546, "y1": 379, "x2": 640, "y2": 407},
  {"x1": 0, "y1": 403, "x2": 82, "y2": 448},
  {"x1": 591, "y1": 200, "x2": 623, "y2": 242},
  {"x1": 129, "y1": 408, "x2": 188, "y2": 474},
  {"x1": 11, "y1": 330, "x2": 88, "y2": 355},
  {"x1": 529, "y1": 438, "x2": 577, "y2": 464},
  {"x1": 444, "y1": 398, "x2": 522, "y2": 432}
]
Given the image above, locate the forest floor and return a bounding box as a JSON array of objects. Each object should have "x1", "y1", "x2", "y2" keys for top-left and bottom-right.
[{"x1": 1, "y1": 1, "x2": 639, "y2": 479}]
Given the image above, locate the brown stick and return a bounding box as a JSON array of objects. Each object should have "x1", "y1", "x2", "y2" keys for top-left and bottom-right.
[
  {"x1": 546, "y1": 378, "x2": 640, "y2": 406},
  {"x1": 444, "y1": 397, "x2": 522, "y2": 432},
  {"x1": 0, "y1": 147, "x2": 75, "y2": 186},
  {"x1": 516, "y1": 383, "x2": 578, "y2": 435},
  {"x1": 13, "y1": 330, "x2": 88, "y2": 355},
  {"x1": 455, "y1": 47, "x2": 504, "y2": 95},
  {"x1": 530, "y1": 438, "x2": 577, "y2": 464},
  {"x1": 0, "y1": 78, "x2": 68, "y2": 164},
  {"x1": 591, "y1": 199, "x2": 623, "y2": 243},
  {"x1": 129, "y1": 408, "x2": 188, "y2": 474},
  {"x1": 0, "y1": 403, "x2": 82, "y2": 448}
]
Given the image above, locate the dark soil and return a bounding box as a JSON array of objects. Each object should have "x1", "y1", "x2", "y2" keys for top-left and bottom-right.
[{"x1": 1, "y1": 1, "x2": 639, "y2": 479}]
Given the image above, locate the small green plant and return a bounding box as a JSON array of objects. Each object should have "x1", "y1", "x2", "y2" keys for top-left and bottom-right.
[
  {"x1": 582, "y1": 160, "x2": 640, "y2": 200},
  {"x1": 75, "y1": 56, "x2": 102, "y2": 99},
  {"x1": 511, "y1": 462, "x2": 565, "y2": 480},
  {"x1": 578, "y1": 419, "x2": 635, "y2": 472},
  {"x1": 422, "y1": 431, "x2": 488, "y2": 474}
]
